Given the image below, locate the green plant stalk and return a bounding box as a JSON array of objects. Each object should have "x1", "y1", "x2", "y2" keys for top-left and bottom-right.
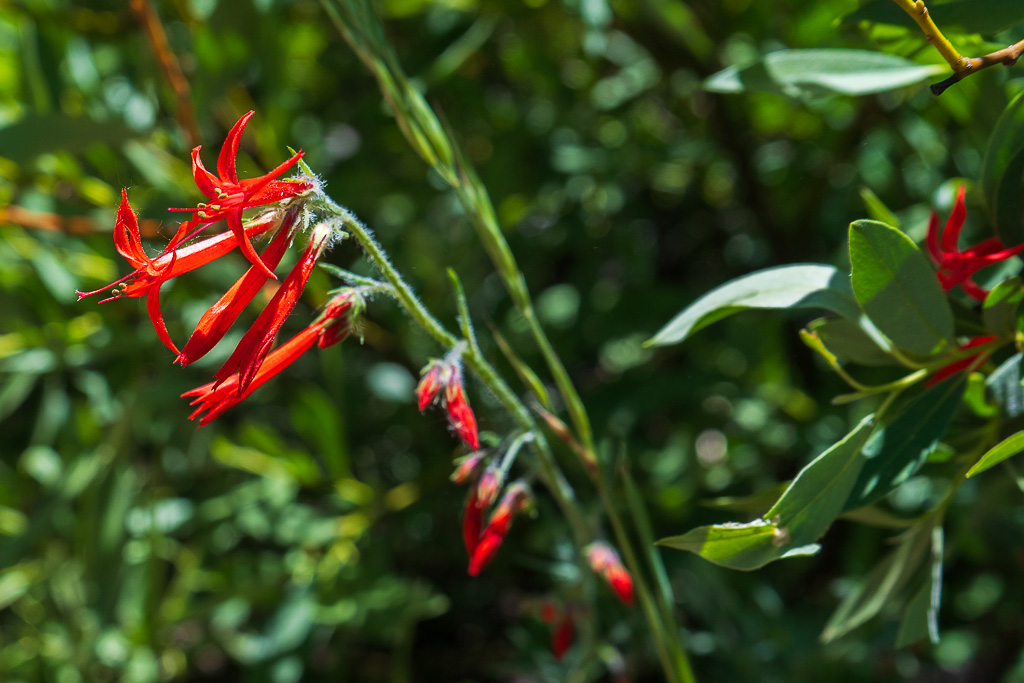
[
  {"x1": 316, "y1": 195, "x2": 590, "y2": 546},
  {"x1": 594, "y1": 466, "x2": 693, "y2": 683},
  {"x1": 321, "y1": 0, "x2": 595, "y2": 457},
  {"x1": 620, "y1": 460, "x2": 692, "y2": 679}
]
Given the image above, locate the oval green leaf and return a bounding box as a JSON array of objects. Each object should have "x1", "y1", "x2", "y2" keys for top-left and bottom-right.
[
  {"x1": 659, "y1": 417, "x2": 874, "y2": 570},
  {"x1": 849, "y1": 220, "x2": 954, "y2": 356},
  {"x1": 646, "y1": 264, "x2": 860, "y2": 347},
  {"x1": 705, "y1": 49, "x2": 946, "y2": 99}
]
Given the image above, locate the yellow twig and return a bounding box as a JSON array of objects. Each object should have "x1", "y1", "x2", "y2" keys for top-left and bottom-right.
[{"x1": 890, "y1": 0, "x2": 1024, "y2": 95}]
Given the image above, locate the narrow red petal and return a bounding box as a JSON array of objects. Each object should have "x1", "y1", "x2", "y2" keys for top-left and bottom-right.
[
  {"x1": 239, "y1": 150, "x2": 305, "y2": 200},
  {"x1": 227, "y1": 210, "x2": 277, "y2": 280},
  {"x1": 146, "y1": 285, "x2": 180, "y2": 355},
  {"x1": 121, "y1": 214, "x2": 278, "y2": 298},
  {"x1": 941, "y1": 186, "x2": 967, "y2": 254},
  {"x1": 218, "y1": 111, "x2": 254, "y2": 184},
  {"x1": 114, "y1": 190, "x2": 148, "y2": 267},
  {"x1": 176, "y1": 213, "x2": 296, "y2": 366},
  {"x1": 213, "y1": 231, "x2": 326, "y2": 394},
  {"x1": 183, "y1": 325, "x2": 320, "y2": 425},
  {"x1": 191, "y1": 146, "x2": 221, "y2": 199}
]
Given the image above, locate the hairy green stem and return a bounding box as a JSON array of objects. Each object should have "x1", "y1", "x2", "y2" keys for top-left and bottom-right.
[{"x1": 317, "y1": 195, "x2": 590, "y2": 545}]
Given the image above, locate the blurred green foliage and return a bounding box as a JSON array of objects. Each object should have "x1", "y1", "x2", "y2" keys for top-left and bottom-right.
[{"x1": 5, "y1": 0, "x2": 1024, "y2": 680}]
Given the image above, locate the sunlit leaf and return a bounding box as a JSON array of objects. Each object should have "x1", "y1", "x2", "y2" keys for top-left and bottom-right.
[
  {"x1": 849, "y1": 220, "x2": 953, "y2": 356},
  {"x1": 705, "y1": 49, "x2": 945, "y2": 98},
  {"x1": 646, "y1": 264, "x2": 860, "y2": 347}
]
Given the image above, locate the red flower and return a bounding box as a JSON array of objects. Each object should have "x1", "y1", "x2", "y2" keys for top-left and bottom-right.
[
  {"x1": 211, "y1": 227, "x2": 330, "y2": 395},
  {"x1": 552, "y1": 614, "x2": 576, "y2": 661},
  {"x1": 416, "y1": 359, "x2": 480, "y2": 449},
  {"x1": 926, "y1": 186, "x2": 1024, "y2": 301},
  {"x1": 176, "y1": 209, "x2": 300, "y2": 366},
  {"x1": 468, "y1": 482, "x2": 532, "y2": 576},
  {"x1": 927, "y1": 335, "x2": 999, "y2": 386},
  {"x1": 167, "y1": 111, "x2": 312, "y2": 279},
  {"x1": 76, "y1": 190, "x2": 279, "y2": 354},
  {"x1": 183, "y1": 289, "x2": 360, "y2": 424},
  {"x1": 586, "y1": 542, "x2": 634, "y2": 607},
  {"x1": 184, "y1": 325, "x2": 320, "y2": 425}
]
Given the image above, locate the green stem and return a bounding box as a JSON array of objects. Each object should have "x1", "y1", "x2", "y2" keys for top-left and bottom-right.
[{"x1": 318, "y1": 197, "x2": 591, "y2": 546}]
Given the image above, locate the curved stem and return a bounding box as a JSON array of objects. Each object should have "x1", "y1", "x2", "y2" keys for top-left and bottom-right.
[{"x1": 317, "y1": 195, "x2": 592, "y2": 546}]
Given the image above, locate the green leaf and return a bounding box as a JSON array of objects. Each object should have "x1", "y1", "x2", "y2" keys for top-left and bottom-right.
[
  {"x1": 987, "y1": 353, "x2": 1024, "y2": 417},
  {"x1": 844, "y1": 380, "x2": 965, "y2": 510},
  {"x1": 821, "y1": 521, "x2": 935, "y2": 642},
  {"x1": 896, "y1": 527, "x2": 944, "y2": 648},
  {"x1": 843, "y1": 0, "x2": 1024, "y2": 36},
  {"x1": 646, "y1": 264, "x2": 860, "y2": 347},
  {"x1": 807, "y1": 317, "x2": 895, "y2": 366},
  {"x1": 0, "y1": 114, "x2": 141, "y2": 163},
  {"x1": 705, "y1": 49, "x2": 946, "y2": 99},
  {"x1": 659, "y1": 417, "x2": 874, "y2": 570},
  {"x1": 982, "y1": 93, "x2": 1024, "y2": 246},
  {"x1": 983, "y1": 277, "x2": 1023, "y2": 337},
  {"x1": 966, "y1": 431, "x2": 1024, "y2": 477},
  {"x1": 849, "y1": 220, "x2": 954, "y2": 356}
]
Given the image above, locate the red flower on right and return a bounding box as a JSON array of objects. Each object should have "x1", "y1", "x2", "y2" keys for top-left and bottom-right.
[{"x1": 926, "y1": 186, "x2": 1024, "y2": 301}]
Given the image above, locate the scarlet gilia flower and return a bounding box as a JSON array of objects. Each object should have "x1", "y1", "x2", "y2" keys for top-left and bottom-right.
[
  {"x1": 183, "y1": 288, "x2": 360, "y2": 425},
  {"x1": 926, "y1": 186, "x2": 1024, "y2": 301},
  {"x1": 468, "y1": 482, "x2": 533, "y2": 576},
  {"x1": 586, "y1": 542, "x2": 634, "y2": 607},
  {"x1": 552, "y1": 613, "x2": 576, "y2": 661},
  {"x1": 475, "y1": 464, "x2": 503, "y2": 507},
  {"x1": 416, "y1": 357, "x2": 480, "y2": 449},
  {"x1": 76, "y1": 190, "x2": 280, "y2": 354},
  {"x1": 167, "y1": 111, "x2": 312, "y2": 279},
  {"x1": 927, "y1": 335, "x2": 999, "y2": 387}
]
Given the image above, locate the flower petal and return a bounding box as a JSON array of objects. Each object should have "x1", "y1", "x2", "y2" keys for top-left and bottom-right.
[
  {"x1": 146, "y1": 283, "x2": 180, "y2": 355},
  {"x1": 227, "y1": 209, "x2": 277, "y2": 280},
  {"x1": 184, "y1": 325, "x2": 320, "y2": 425},
  {"x1": 217, "y1": 111, "x2": 254, "y2": 184},
  {"x1": 213, "y1": 231, "x2": 327, "y2": 394},
  {"x1": 176, "y1": 212, "x2": 297, "y2": 366},
  {"x1": 190, "y1": 146, "x2": 221, "y2": 199}
]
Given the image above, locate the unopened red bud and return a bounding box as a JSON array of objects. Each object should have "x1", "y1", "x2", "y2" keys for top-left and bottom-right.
[
  {"x1": 416, "y1": 362, "x2": 444, "y2": 412},
  {"x1": 468, "y1": 525, "x2": 505, "y2": 576},
  {"x1": 539, "y1": 601, "x2": 559, "y2": 625},
  {"x1": 586, "y1": 542, "x2": 634, "y2": 607},
  {"x1": 444, "y1": 381, "x2": 479, "y2": 450}
]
